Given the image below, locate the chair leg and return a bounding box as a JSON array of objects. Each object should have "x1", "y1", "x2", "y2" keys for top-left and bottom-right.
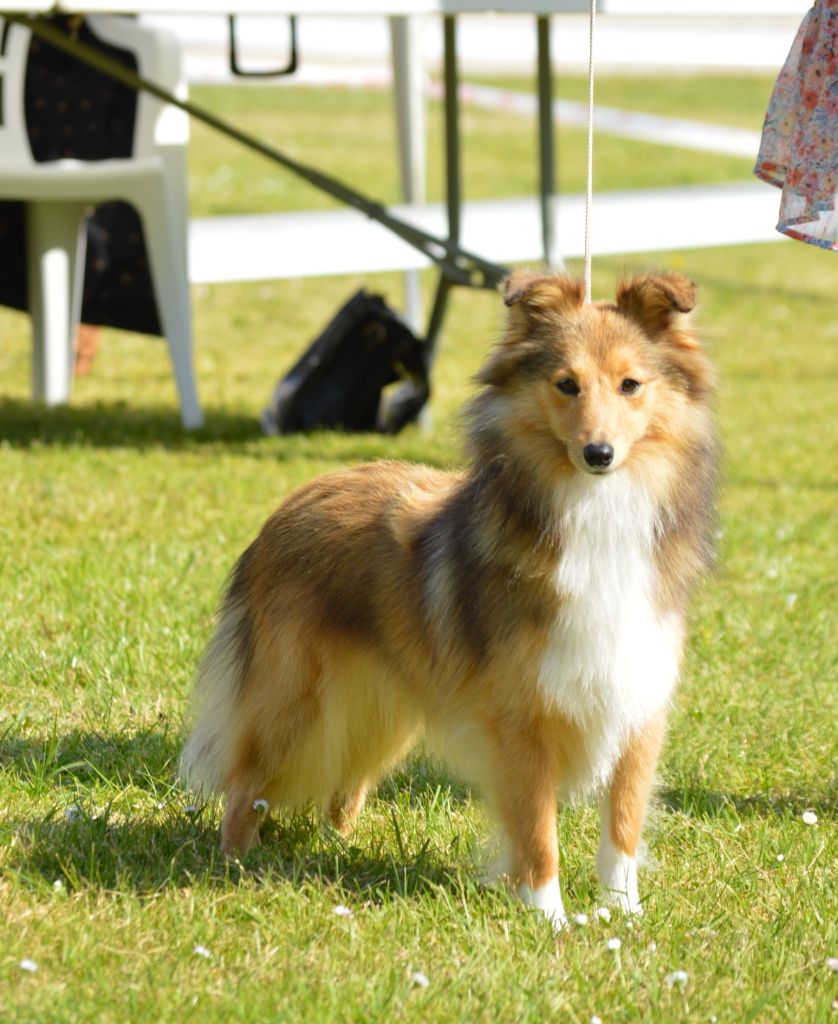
[
  {"x1": 26, "y1": 201, "x2": 86, "y2": 407},
  {"x1": 389, "y1": 15, "x2": 426, "y2": 335},
  {"x1": 130, "y1": 166, "x2": 202, "y2": 430}
]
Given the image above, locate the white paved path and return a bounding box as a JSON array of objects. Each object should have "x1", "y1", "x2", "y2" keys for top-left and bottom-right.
[{"x1": 188, "y1": 181, "x2": 782, "y2": 284}]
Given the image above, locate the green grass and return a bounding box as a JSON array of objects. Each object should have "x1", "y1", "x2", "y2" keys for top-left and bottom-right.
[
  {"x1": 1, "y1": 74, "x2": 836, "y2": 1023},
  {"x1": 488, "y1": 71, "x2": 777, "y2": 130},
  {"x1": 186, "y1": 72, "x2": 763, "y2": 217}
]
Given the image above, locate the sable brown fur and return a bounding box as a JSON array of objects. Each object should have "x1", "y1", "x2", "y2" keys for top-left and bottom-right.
[{"x1": 181, "y1": 272, "x2": 719, "y2": 923}]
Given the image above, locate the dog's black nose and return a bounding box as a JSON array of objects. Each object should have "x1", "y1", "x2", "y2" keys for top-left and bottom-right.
[{"x1": 583, "y1": 443, "x2": 614, "y2": 468}]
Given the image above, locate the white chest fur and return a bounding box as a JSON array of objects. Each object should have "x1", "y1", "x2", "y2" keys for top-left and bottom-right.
[{"x1": 538, "y1": 473, "x2": 682, "y2": 795}]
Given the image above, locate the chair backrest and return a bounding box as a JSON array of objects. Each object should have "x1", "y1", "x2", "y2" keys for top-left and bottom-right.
[
  {"x1": 0, "y1": 15, "x2": 188, "y2": 170},
  {"x1": 86, "y1": 16, "x2": 189, "y2": 158},
  {"x1": 0, "y1": 20, "x2": 37, "y2": 167}
]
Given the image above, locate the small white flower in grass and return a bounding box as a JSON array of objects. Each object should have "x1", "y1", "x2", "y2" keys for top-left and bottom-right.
[
  {"x1": 801, "y1": 810, "x2": 817, "y2": 825},
  {"x1": 648, "y1": 942, "x2": 658, "y2": 953},
  {"x1": 591, "y1": 1016, "x2": 603, "y2": 1024},
  {"x1": 19, "y1": 959, "x2": 37, "y2": 973},
  {"x1": 574, "y1": 913, "x2": 589, "y2": 926},
  {"x1": 785, "y1": 593, "x2": 798, "y2": 611},
  {"x1": 332, "y1": 905, "x2": 353, "y2": 918},
  {"x1": 595, "y1": 906, "x2": 611, "y2": 923},
  {"x1": 193, "y1": 945, "x2": 211, "y2": 959},
  {"x1": 65, "y1": 806, "x2": 82, "y2": 823},
  {"x1": 410, "y1": 971, "x2": 430, "y2": 989},
  {"x1": 252, "y1": 799, "x2": 269, "y2": 815},
  {"x1": 776, "y1": 854, "x2": 785, "y2": 863},
  {"x1": 665, "y1": 969, "x2": 689, "y2": 990},
  {"x1": 53, "y1": 879, "x2": 63, "y2": 891},
  {"x1": 606, "y1": 937, "x2": 621, "y2": 952},
  {"x1": 827, "y1": 957, "x2": 838, "y2": 972}
]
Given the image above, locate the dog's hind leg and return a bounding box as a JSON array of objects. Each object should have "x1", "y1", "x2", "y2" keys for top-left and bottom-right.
[
  {"x1": 326, "y1": 781, "x2": 369, "y2": 834},
  {"x1": 596, "y1": 710, "x2": 667, "y2": 915},
  {"x1": 221, "y1": 780, "x2": 267, "y2": 859},
  {"x1": 487, "y1": 721, "x2": 565, "y2": 931},
  {"x1": 220, "y1": 733, "x2": 272, "y2": 859},
  {"x1": 220, "y1": 634, "x2": 325, "y2": 859}
]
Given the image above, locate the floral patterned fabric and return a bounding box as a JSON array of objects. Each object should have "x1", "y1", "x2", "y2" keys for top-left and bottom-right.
[{"x1": 754, "y1": 0, "x2": 838, "y2": 250}]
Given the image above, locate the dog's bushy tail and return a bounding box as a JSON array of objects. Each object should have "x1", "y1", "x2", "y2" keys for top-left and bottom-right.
[{"x1": 179, "y1": 574, "x2": 253, "y2": 795}]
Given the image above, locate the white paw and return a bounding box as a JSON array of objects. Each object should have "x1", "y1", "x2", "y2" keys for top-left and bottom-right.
[
  {"x1": 519, "y1": 878, "x2": 568, "y2": 932},
  {"x1": 542, "y1": 905, "x2": 569, "y2": 932},
  {"x1": 601, "y1": 886, "x2": 643, "y2": 916},
  {"x1": 596, "y1": 844, "x2": 643, "y2": 915}
]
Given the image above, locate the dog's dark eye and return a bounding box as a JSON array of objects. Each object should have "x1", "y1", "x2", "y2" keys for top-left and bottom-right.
[
  {"x1": 620, "y1": 378, "x2": 641, "y2": 395},
  {"x1": 556, "y1": 378, "x2": 580, "y2": 396}
]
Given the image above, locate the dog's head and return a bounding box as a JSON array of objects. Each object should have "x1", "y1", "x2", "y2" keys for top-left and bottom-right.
[{"x1": 470, "y1": 271, "x2": 715, "y2": 483}]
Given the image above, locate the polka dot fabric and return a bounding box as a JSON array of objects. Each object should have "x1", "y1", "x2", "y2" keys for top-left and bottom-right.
[{"x1": 24, "y1": 19, "x2": 137, "y2": 162}]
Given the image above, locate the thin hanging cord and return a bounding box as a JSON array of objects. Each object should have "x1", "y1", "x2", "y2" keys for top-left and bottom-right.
[{"x1": 583, "y1": 0, "x2": 596, "y2": 303}]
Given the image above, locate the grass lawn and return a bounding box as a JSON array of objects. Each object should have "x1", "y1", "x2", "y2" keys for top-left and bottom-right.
[{"x1": 1, "y1": 73, "x2": 836, "y2": 1023}]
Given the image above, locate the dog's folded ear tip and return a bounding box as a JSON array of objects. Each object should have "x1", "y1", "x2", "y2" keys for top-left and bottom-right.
[
  {"x1": 614, "y1": 272, "x2": 700, "y2": 338},
  {"x1": 617, "y1": 273, "x2": 698, "y2": 316},
  {"x1": 501, "y1": 271, "x2": 586, "y2": 311},
  {"x1": 662, "y1": 273, "x2": 698, "y2": 313},
  {"x1": 502, "y1": 284, "x2": 527, "y2": 307},
  {"x1": 501, "y1": 269, "x2": 538, "y2": 306}
]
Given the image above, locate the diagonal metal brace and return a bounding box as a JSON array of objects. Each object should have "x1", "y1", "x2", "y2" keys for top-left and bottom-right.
[{"x1": 7, "y1": 12, "x2": 509, "y2": 293}]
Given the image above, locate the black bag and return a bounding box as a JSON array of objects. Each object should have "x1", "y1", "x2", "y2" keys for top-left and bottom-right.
[{"x1": 261, "y1": 289, "x2": 430, "y2": 435}]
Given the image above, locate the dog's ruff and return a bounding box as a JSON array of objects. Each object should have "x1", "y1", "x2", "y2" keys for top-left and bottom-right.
[{"x1": 180, "y1": 271, "x2": 718, "y2": 931}]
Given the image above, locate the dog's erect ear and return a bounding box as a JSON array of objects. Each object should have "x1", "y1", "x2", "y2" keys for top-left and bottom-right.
[
  {"x1": 616, "y1": 273, "x2": 697, "y2": 340},
  {"x1": 618, "y1": 273, "x2": 714, "y2": 398},
  {"x1": 476, "y1": 273, "x2": 584, "y2": 388},
  {"x1": 502, "y1": 271, "x2": 585, "y2": 319}
]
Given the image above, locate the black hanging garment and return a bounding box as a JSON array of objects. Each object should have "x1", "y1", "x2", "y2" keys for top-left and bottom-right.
[
  {"x1": 261, "y1": 289, "x2": 430, "y2": 435},
  {"x1": 0, "y1": 17, "x2": 162, "y2": 335}
]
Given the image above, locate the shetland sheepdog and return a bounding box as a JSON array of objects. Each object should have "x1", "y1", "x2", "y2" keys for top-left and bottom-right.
[{"x1": 181, "y1": 271, "x2": 718, "y2": 929}]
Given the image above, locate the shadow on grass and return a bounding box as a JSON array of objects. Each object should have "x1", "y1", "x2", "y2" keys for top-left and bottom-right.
[
  {"x1": 0, "y1": 398, "x2": 453, "y2": 467},
  {"x1": 4, "y1": 807, "x2": 477, "y2": 902},
  {"x1": 660, "y1": 786, "x2": 837, "y2": 819},
  {"x1": 1, "y1": 727, "x2": 473, "y2": 899},
  {"x1": 0, "y1": 397, "x2": 260, "y2": 450},
  {"x1": 0, "y1": 725, "x2": 180, "y2": 795},
  {"x1": 6, "y1": 726, "x2": 833, "y2": 900}
]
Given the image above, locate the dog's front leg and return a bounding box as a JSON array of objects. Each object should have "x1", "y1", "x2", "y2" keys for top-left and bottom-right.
[
  {"x1": 596, "y1": 710, "x2": 667, "y2": 915},
  {"x1": 489, "y1": 721, "x2": 566, "y2": 931}
]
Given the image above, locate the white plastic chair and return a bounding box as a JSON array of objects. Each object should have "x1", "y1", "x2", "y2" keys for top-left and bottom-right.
[{"x1": 0, "y1": 16, "x2": 202, "y2": 428}]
